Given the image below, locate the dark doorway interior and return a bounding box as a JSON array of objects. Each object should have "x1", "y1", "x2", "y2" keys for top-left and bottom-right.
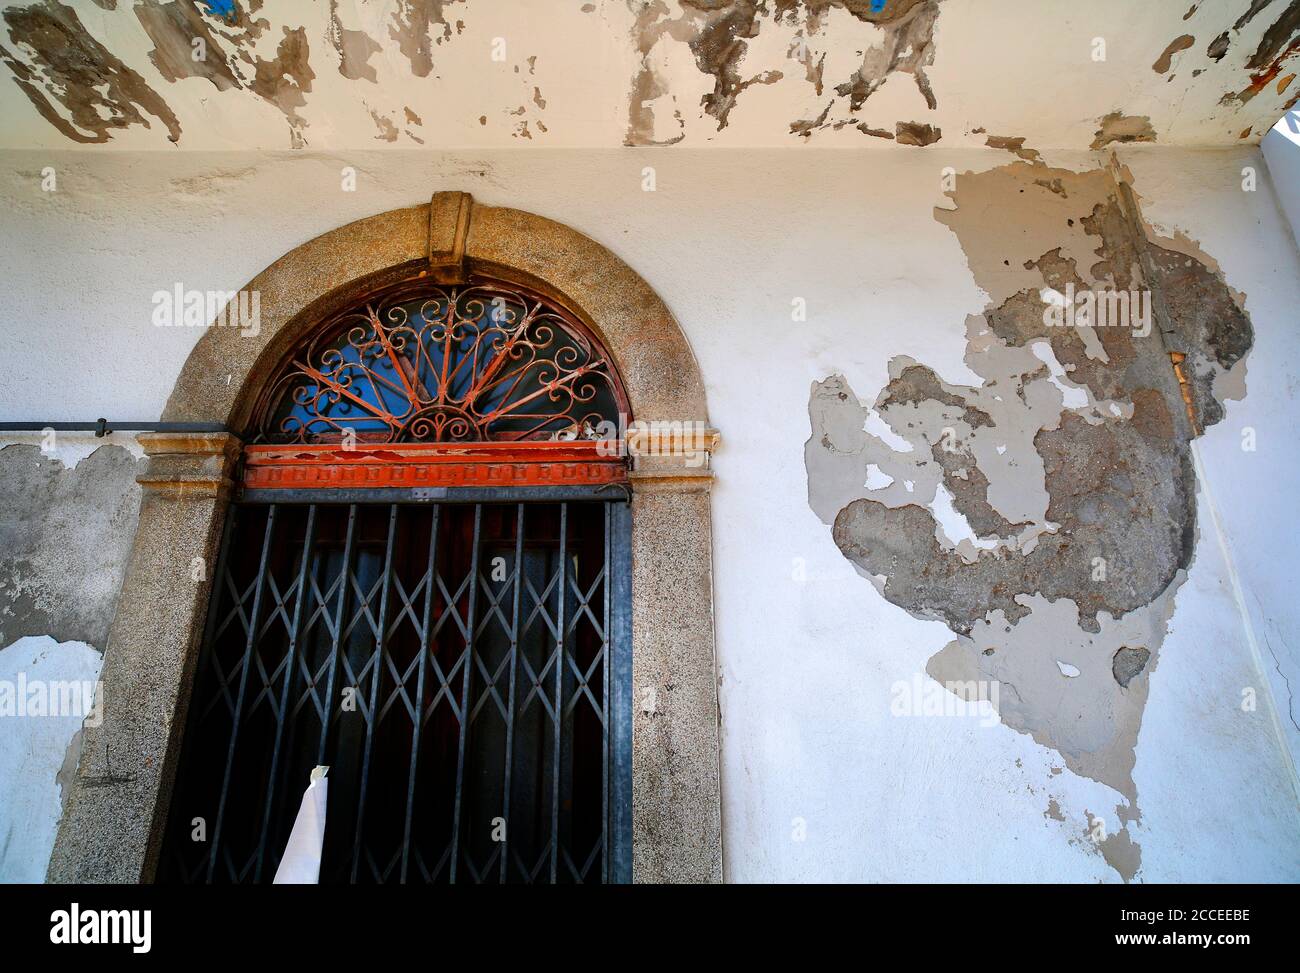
[{"x1": 158, "y1": 499, "x2": 629, "y2": 884}]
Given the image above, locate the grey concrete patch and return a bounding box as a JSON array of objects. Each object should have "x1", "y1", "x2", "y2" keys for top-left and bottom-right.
[{"x1": 0, "y1": 443, "x2": 145, "y2": 650}]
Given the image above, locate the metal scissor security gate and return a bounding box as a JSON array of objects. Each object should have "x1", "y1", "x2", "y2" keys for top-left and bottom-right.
[{"x1": 159, "y1": 499, "x2": 632, "y2": 884}]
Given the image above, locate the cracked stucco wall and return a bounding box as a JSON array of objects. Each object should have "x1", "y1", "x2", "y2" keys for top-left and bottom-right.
[
  {"x1": 0, "y1": 440, "x2": 143, "y2": 882},
  {"x1": 0, "y1": 146, "x2": 1298, "y2": 882}
]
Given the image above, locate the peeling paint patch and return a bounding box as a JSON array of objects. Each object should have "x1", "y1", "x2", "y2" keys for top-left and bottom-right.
[
  {"x1": 1152, "y1": 34, "x2": 1195, "y2": 74},
  {"x1": 1086, "y1": 811, "x2": 1142, "y2": 882},
  {"x1": 368, "y1": 106, "x2": 398, "y2": 142},
  {"x1": 1226, "y1": 0, "x2": 1300, "y2": 104},
  {"x1": 0, "y1": 0, "x2": 182, "y2": 144},
  {"x1": 1090, "y1": 111, "x2": 1157, "y2": 150},
  {"x1": 679, "y1": 1, "x2": 774, "y2": 129},
  {"x1": 328, "y1": 0, "x2": 383, "y2": 83},
  {"x1": 626, "y1": 0, "x2": 946, "y2": 144},
  {"x1": 251, "y1": 26, "x2": 316, "y2": 148},
  {"x1": 1207, "y1": 31, "x2": 1231, "y2": 61},
  {"x1": 790, "y1": 99, "x2": 831, "y2": 136},
  {"x1": 389, "y1": 0, "x2": 463, "y2": 78},
  {"x1": 203, "y1": 0, "x2": 237, "y2": 20},
  {"x1": 831, "y1": 0, "x2": 943, "y2": 112},
  {"x1": 805, "y1": 159, "x2": 1253, "y2": 881},
  {"x1": 1245, "y1": 0, "x2": 1300, "y2": 73},
  {"x1": 135, "y1": 0, "x2": 241, "y2": 91},
  {"x1": 625, "y1": 0, "x2": 690, "y2": 145},
  {"x1": 895, "y1": 120, "x2": 940, "y2": 145},
  {"x1": 985, "y1": 134, "x2": 1040, "y2": 162}
]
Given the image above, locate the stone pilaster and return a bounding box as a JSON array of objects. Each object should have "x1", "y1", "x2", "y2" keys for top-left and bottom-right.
[
  {"x1": 628, "y1": 428, "x2": 723, "y2": 883},
  {"x1": 47, "y1": 433, "x2": 240, "y2": 883}
]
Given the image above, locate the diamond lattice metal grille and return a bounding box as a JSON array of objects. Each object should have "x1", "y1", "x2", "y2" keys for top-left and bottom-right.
[{"x1": 159, "y1": 499, "x2": 630, "y2": 884}]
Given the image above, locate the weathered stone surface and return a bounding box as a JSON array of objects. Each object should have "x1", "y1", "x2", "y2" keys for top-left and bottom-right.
[{"x1": 631, "y1": 487, "x2": 722, "y2": 884}]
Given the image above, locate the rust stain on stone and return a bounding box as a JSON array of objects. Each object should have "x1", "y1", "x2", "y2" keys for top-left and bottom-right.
[{"x1": 0, "y1": 0, "x2": 182, "y2": 144}]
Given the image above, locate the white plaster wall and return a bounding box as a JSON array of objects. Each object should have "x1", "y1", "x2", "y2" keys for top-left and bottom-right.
[
  {"x1": 0, "y1": 146, "x2": 1297, "y2": 882},
  {"x1": 0, "y1": 636, "x2": 102, "y2": 883},
  {"x1": 1121, "y1": 144, "x2": 1300, "y2": 809},
  {"x1": 1263, "y1": 111, "x2": 1300, "y2": 249}
]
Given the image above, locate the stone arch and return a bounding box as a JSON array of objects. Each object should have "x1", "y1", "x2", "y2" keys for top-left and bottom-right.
[
  {"x1": 164, "y1": 195, "x2": 708, "y2": 437},
  {"x1": 48, "y1": 195, "x2": 722, "y2": 885}
]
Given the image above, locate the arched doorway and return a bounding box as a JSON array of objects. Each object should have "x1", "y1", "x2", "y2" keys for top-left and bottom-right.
[
  {"x1": 159, "y1": 276, "x2": 634, "y2": 884},
  {"x1": 48, "y1": 194, "x2": 723, "y2": 884}
]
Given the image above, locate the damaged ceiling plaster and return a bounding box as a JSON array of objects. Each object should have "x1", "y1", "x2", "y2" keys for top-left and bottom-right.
[
  {"x1": 0, "y1": 0, "x2": 1295, "y2": 149},
  {"x1": 805, "y1": 158, "x2": 1253, "y2": 882}
]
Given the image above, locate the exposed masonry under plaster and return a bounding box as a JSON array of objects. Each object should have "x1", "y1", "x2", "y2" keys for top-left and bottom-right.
[{"x1": 805, "y1": 159, "x2": 1253, "y2": 882}]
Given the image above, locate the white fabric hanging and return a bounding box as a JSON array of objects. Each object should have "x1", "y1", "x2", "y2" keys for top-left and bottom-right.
[{"x1": 273, "y1": 765, "x2": 329, "y2": 884}]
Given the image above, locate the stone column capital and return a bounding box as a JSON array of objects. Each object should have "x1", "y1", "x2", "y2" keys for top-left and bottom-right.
[
  {"x1": 628, "y1": 424, "x2": 719, "y2": 494},
  {"x1": 136, "y1": 431, "x2": 242, "y2": 500}
]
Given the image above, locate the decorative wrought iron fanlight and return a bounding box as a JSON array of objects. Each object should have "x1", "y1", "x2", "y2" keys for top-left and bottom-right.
[{"x1": 254, "y1": 280, "x2": 626, "y2": 446}]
